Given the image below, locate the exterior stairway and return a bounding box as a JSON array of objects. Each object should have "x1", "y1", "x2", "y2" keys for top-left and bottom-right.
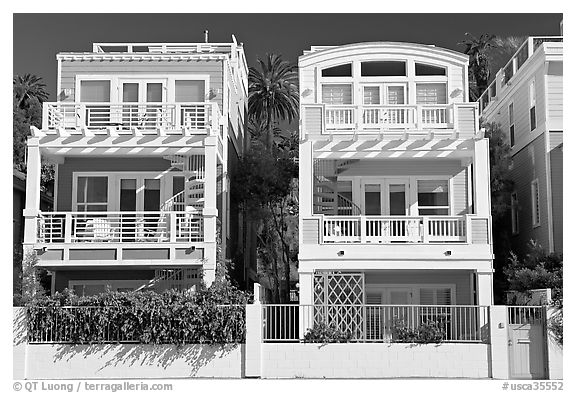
[{"x1": 313, "y1": 159, "x2": 361, "y2": 216}]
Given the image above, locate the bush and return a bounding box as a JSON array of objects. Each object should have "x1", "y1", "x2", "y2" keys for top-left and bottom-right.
[
  {"x1": 391, "y1": 319, "x2": 445, "y2": 344},
  {"x1": 303, "y1": 323, "x2": 353, "y2": 343},
  {"x1": 27, "y1": 286, "x2": 252, "y2": 345}
]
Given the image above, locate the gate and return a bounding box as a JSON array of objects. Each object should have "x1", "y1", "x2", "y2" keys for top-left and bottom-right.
[{"x1": 507, "y1": 306, "x2": 547, "y2": 379}]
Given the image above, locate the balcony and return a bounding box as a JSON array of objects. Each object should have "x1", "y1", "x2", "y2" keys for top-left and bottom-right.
[
  {"x1": 302, "y1": 215, "x2": 490, "y2": 245},
  {"x1": 38, "y1": 102, "x2": 222, "y2": 138},
  {"x1": 37, "y1": 211, "x2": 204, "y2": 244}
]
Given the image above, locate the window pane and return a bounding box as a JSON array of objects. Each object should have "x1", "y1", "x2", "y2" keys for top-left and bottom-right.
[
  {"x1": 144, "y1": 179, "x2": 161, "y2": 211},
  {"x1": 146, "y1": 83, "x2": 163, "y2": 102},
  {"x1": 387, "y1": 86, "x2": 405, "y2": 105},
  {"x1": 361, "y1": 61, "x2": 406, "y2": 76},
  {"x1": 86, "y1": 177, "x2": 108, "y2": 203},
  {"x1": 389, "y1": 184, "x2": 406, "y2": 215},
  {"x1": 418, "y1": 180, "x2": 449, "y2": 207},
  {"x1": 321, "y1": 64, "x2": 352, "y2": 77},
  {"x1": 175, "y1": 80, "x2": 205, "y2": 102},
  {"x1": 173, "y1": 176, "x2": 185, "y2": 195},
  {"x1": 415, "y1": 63, "x2": 446, "y2": 76},
  {"x1": 80, "y1": 80, "x2": 111, "y2": 102},
  {"x1": 416, "y1": 83, "x2": 447, "y2": 105},
  {"x1": 363, "y1": 86, "x2": 380, "y2": 105},
  {"x1": 120, "y1": 179, "x2": 137, "y2": 211},
  {"x1": 364, "y1": 184, "x2": 381, "y2": 215},
  {"x1": 122, "y1": 83, "x2": 139, "y2": 102},
  {"x1": 322, "y1": 84, "x2": 352, "y2": 105}
]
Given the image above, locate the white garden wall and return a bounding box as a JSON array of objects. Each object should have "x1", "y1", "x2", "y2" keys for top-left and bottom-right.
[{"x1": 261, "y1": 343, "x2": 490, "y2": 379}]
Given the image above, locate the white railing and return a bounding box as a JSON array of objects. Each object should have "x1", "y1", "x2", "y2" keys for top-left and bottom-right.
[
  {"x1": 37, "y1": 211, "x2": 203, "y2": 243},
  {"x1": 324, "y1": 104, "x2": 452, "y2": 131},
  {"x1": 322, "y1": 215, "x2": 467, "y2": 244},
  {"x1": 41, "y1": 102, "x2": 220, "y2": 136},
  {"x1": 262, "y1": 304, "x2": 489, "y2": 343}
]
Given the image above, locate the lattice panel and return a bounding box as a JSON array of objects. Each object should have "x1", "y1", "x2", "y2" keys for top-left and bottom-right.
[{"x1": 314, "y1": 272, "x2": 364, "y2": 305}]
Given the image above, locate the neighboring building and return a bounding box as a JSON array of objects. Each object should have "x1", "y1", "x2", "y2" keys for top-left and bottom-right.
[
  {"x1": 23, "y1": 39, "x2": 248, "y2": 295},
  {"x1": 298, "y1": 42, "x2": 494, "y2": 335},
  {"x1": 478, "y1": 36, "x2": 563, "y2": 255}
]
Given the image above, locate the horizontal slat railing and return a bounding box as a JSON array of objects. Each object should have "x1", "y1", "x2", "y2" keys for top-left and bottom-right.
[
  {"x1": 37, "y1": 211, "x2": 203, "y2": 243},
  {"x1": 322, "y1": 215, "x2": 468, "y2": 244},
  {"x1": 262, "y1": 304, "x2": 489, "y2": 343},
  {"x1": 41, "y1": 102, "x2": 220, "y2": 136},
  {"x1": 323, "y1": 104, "x2": 453, "y2": 131}
]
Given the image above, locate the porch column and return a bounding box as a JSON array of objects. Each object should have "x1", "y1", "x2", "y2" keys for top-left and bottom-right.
[
  {"x1": 299, "y1": 139, "x2": 313, "y2": 218},
  {"x1": 473, "y1": 138, "x2": 491, "y2": 217},
  {"x1": 298, "y1": 271, "x2": 314, "y2": 339},
  {"x1": 23, "y1": 137, "x2": 42, "y2": 247},
  {"x1": 476, "y1": 271, "x2": 493, "y2": 305},
  {"x1": 203, "y1": 136, "x2": 218, "y2": 287}
]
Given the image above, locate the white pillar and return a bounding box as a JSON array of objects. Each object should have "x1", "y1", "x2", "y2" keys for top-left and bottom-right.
[
  {"x1": 476, "y1": 271, "x2": 493, "y2": 305},
  {"x1": 299, "y1": 140, "x2": 313, "y2": 251},
  {"x1": 203, "y1": 137, "x2": 218, "y2": 288},
  {"x1": 23, "y1": 138, "x2": 42, "y2": 247},
  {"x1": 489, "y1": 305, "x2": 510, "y2": 379},
  {"x1": 298, "y1": 271, "x2": 313, "y2": 339},
  {"x1": 473, "y1": 138, "x2": 491, "y2": 217},
  {"x1": 244, "y1": 303, "x2": 262, "y2": 378}
]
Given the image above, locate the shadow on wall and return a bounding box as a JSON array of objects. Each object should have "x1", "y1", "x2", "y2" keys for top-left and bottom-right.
[{"x1": 53, "y1": 343, "x2": 243, "y2": 377}]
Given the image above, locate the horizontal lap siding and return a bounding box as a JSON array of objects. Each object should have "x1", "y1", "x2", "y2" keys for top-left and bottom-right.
[
  {"x1": 549, "y1": 133, "x2": 563, "y2": 253},
  {"x1": 364, "y1": 270, "x2": 473, "y2": 305},
  {"x1": 57, "y1": 157, "x2": 172, "y2": 211},
  {"x1": 448, "y1": 64, "x2": 466, "y2": 103},
  {"x1": 457, "y1": 106, "x2": 476, "y2": 139},
  {"x1": 302, "y1": 219, "x2": 320, "y2": 244},
  {"x1": 471, "y1": 218, "x2": 489, "y2": 244},
  {"x1": 303, "y1": 106, "x2": 323, "y2": 136},
  {"x1": 510, "y1": 134, "x2": 550, "y2": 253},
  {"x1": 60, "y1": 59, "x2": 224, "y2": 109},
  {"x1": 546, "y1": 63, "x2": 563, "y2": 130}
]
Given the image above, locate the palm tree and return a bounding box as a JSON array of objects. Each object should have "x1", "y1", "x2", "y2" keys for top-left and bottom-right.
[
  {"x1": 460, "y1": 33, "x2": 496, "y2": 99},
  {"x1": 14, "y1": 74, "x2": 49, "y2": 109},
  {"x1": 248, "y1": 54, "x2": 299, "y2": 149}
]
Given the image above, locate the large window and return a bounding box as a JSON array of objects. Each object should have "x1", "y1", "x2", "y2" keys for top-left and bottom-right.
[
  {"x1": 531, "y1": 179, "x2": 540, "y2": 227},
  {"x1": 416, "y1": 83, "x2": 447, "y2": 105},
  {"x1": 529, "y1": 79, "x2": 537, "y2": 131},
  {"x1": 417, "y1": 180, "x2": 449, "y2": 215},
  {"x1": 511, "y1": 191, "x2": 519, "y2": 235},
  {"x1": 76, "y1": 177, "x2": 108, "y2": 211},
  {"x1": 508, "y1": 102, "x2": 515, "y2": 147},
  {"x1": 361, "y1": 61, "x2": 406, "y2": 77},
  {"x1": 321, "y1": 64, "x2": 352, "y2": 77},
  {"x1": 362, "y1": 85, "x2": 406, "y2": 105},
  {"x1": 322, "y1": 84, "x2": 352, "y2": 105},
  {"x1": 175, "y1": 80, "x2": 205, "y2": 102},
  {"x1": 80, "y1": 80, "x2": 111, "y2": 102},
  {"x1": 415, "y1": 63, "x2": 446, "y2": 76}
]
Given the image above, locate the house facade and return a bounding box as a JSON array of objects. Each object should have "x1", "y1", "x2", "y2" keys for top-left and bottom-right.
[
  {"x1": 478, "y1": 36, "x2": 563, "y2": 256},
  {"x1": 23, "y1": 39, "x2": 248, "y2": 295},
  {"x1": 298, "y1": 42, "x2": 494, "y2": 326}
]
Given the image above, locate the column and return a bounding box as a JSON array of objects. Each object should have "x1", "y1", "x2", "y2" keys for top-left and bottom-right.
[
  {"x1": 489, "y1": 305, "x2": 510, "y2": 379},
  {"x1": 473, "y1": 138, "x2": 491, "y2": 217},
  {"x1": 23, "y1": 138, "x2": 42, "y2": 247},
  {"x1": 202, "y1": 136, "x2": 218, "y2": 287},
  {"x1": 476, "y1": 271, "x2": 493, "y2": 305},
  {"x1": 245, "y1": 301, "x2": 263, "y2": 378},
  {"x1": 298, "y1": 271, "x2": 313, "y2": 339}
]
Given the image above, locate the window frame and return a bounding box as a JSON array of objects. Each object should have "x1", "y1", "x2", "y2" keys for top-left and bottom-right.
[
  {"x1": 415, "y1": 82, "x2": 448, "y2": 105},
  {"x1": 508, "y1": 102, "x2": 515, "y2": 147},
  {"x1": 416, "y1": 178, "x2": 451, "y2": 216},
  {"x1": 511, "y1": 191, "x2": 519, "y2": 235},
  {"x1": 361, "y1": 83, "x2": 407, "y2": 106},
  {"x1": 321, "y1": 83, "x2": 354, "y2": 105},
  {"x1": 529, "y1": 78, "x2": 537, "y2": 131},
  {"x1": 531, "y1": 179, "x2": 541, "y2": 228},
  {"x1": 74, "y1": 175, "x2": 110, "y2": 212}
]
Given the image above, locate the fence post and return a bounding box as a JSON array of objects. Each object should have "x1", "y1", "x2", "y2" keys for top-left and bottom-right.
[
  {"x1": 13, "y1": 307, "x2": 28, "y2": 379},
  {"x1": 546, "y1": 307, "x2": 563, "y2": 379},
  {"x1": 245, "y1": 286, "x2": 263, "y2": 378},
  {"x1": 489, "y1": 305, "x2": 510, "y2": 379}
]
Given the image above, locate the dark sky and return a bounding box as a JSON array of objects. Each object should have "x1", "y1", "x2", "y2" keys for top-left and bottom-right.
[{"x1": 14, "y1": 13, "x2": 562, "y2": 100}]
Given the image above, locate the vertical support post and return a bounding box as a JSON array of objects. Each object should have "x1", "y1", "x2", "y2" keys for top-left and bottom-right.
[
  {"x1": 473, "y1": 138, "x2": 491, "y2": 217},
  {"x1": 169, "y1": 212, "x2": 177, "y2": 242},
  {"x1": 298, "y1": 271, "x2": 313, "y2": 339},
  {"x1": 245, "y1": 302, "x2": 263, "y2": 378},
  {"x1": 23, "y1": 138, "x2": 42, "y2": 248},
  {"x1": 476, "y1": 271, "x2": 493, "y2": 306},
  {"x1": 422, "y1": 216, "x2": 430, "y2": 243},
  {"x1": 64, "y1": 213, "x2": 72, "y2": 243},
  {"x1": 489, "y1": 305, "x2": 510, "y2": 379},
  {"x1": 202, "y1": 136, "x2": 218, "y2": 288}
]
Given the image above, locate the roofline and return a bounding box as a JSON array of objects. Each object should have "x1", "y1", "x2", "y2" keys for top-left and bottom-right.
[{"x1": 299, "y1": 41, "x2": 469, "y2": 65}]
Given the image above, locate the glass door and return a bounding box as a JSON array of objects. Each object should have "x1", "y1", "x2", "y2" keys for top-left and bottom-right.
[
  {"x1": 120, "y1": 80, "x2": 166, "y2": 131},
  {"x1": 386, "y1": 179, "x2": 409, "y2": 216},
  {"x1": 117, "y1": 176, "x2": 162, "y2": 241}
]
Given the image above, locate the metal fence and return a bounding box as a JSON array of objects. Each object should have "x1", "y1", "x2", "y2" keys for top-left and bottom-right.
[{"x1": 263, "y1": 304, "x2": 489, "y2": 343}]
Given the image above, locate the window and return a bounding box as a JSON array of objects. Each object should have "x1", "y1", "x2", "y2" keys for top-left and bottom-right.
[
  {"x1": 419, "y1": 287, "x2": 452, "y2": 305},
  {"x1": 175, "y1": 80, "x2": 205, "y2": 102},
  {"x1": 322, "y1": 84, "x2": 352, "y2": 105},
  {"x1": 321, "y1": 64, "x2": 352, "y2": 77},
  {"x1": 387, "y1": 86, "x2": 405, "y2": 105},
  {"x1": 508, "y1": 102, "x2": 515, "y2": 147},
  {"x1": 361, "y1": 61, "x2": 406, "y2": 76},
  {"x1": 417, "y1": 180, "x2": 449, "y2": 215},
  {"x1": 531, "y1": 179, "x2": 540, "y2": 227},
  {"x1": 363, "y1": 86, "x2": 380, "y2": 105},
  {"x1": 511, "y1": 191, "x2": 519, "y2": 235},
  {"x1": 76, "y1": 177, "x2": 108, "y2": 212},
  {"x1": 80, "y1": 80, "x2": 111, "y2": 102},
  {"x1": 529, "y1": 79, "x2": 537, "y2": 131},
  {"x1": 362, "y1": 85, "x2": 405, "y2": 105},
  {"x1": 416, "y1": 83, "x2": 447, "y2": 105},
  {"x1": 415, "y1": 63, "x2": 446, "y2": 76}
]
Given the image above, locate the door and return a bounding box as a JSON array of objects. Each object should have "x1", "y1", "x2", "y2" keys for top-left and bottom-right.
[
  {"x1": 118, "y1": 176, "x2": 162, "y2": 240},
  {"x1": 508, "y1": 308, "x2": 547, "y2": 379},
  {"x1": 120, "y1": 80, "x2": 166, "y2": 131},
  {"x1": 362, "y1": 84, "x2": 407, "y2": 127}
]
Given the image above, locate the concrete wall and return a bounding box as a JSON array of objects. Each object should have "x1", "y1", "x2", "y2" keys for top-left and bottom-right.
[{"x1": 261, "y1": 343, "x2": 490, "y2": 378}]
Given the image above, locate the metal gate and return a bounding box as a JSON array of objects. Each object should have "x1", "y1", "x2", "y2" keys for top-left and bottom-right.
[{"x1": 507, "y1": 306, "x2": 547, "y2": 379}]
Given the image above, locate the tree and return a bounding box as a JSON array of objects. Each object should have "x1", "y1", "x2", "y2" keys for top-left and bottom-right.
[
  {"x1": 14, "y1": 74, "x2": 49, "y2": 110},
  {"x1": 248, "y1": 54, "x2": 299, "y2": 149},
  {"x1": 231, "y1": 140, "x2": 298, "y2": 303},
  {"x1": 460, "y1": 33, "x2": 496, "y2": 100}
]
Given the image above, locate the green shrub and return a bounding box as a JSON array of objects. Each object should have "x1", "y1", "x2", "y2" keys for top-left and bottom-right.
[
  {"x1": 303, "y1": 323, "x2": 353, "y2": 343},
  {"x1": 27, "y1": 286, "x2": 252, "y2": 345},
  {"x1": 391, "y1": 319, "x2": 445, "y2": 344}
]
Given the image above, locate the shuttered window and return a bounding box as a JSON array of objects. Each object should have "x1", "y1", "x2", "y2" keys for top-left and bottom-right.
[
  {"x1": 416, "y1": 83, "x2": 447, "y2": 105},
  {"x1": 322, "y1": 84, "x2": 352, "y2": 105},
  {"x1": 363, "y1": 86, "x2": 380, "y2": 105},
  {"x1": 387, "y1": 86, "x2": 405, "y2": 105},
  {"x1": 419, "y1": 288, "x2": 452, "y2": 305},
  {"x1": 80, "y1": 80, "x2": 111, "y2": 102}
]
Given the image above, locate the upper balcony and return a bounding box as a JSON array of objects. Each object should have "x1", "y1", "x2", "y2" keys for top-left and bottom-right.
[
  {"x1": 479, "y1": 36, "x2": 563, "y2": 116},
  {"x1": 37, "y1": 101, "x2": 223, "y2": 138}
]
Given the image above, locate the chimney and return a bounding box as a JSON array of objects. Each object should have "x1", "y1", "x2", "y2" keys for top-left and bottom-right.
[{"x1": 204, "y1": 30, "x2": 209, "y2": 43}]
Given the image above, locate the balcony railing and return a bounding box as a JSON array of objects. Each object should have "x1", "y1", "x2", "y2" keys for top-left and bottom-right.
[
  {"x1": 37, "y1": 211, "x2": 204, "y2": 243},
  {"x1": 324, "y1": 104, "x2": 452, "y2": 132},
  {"x1": 40, "y1": 102, "x2": 220, "y2": 137},
  {"x1": 262, "y1": 304, "x2": 489, "y2": 343},
  {"x1": 321, "y1": 215, "x2": 468, "y2": 244}
]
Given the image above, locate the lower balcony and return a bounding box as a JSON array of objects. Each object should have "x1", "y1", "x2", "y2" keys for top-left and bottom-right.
[{"x1": 303, "y1": 215, "x2": 490, "y2": 245}]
